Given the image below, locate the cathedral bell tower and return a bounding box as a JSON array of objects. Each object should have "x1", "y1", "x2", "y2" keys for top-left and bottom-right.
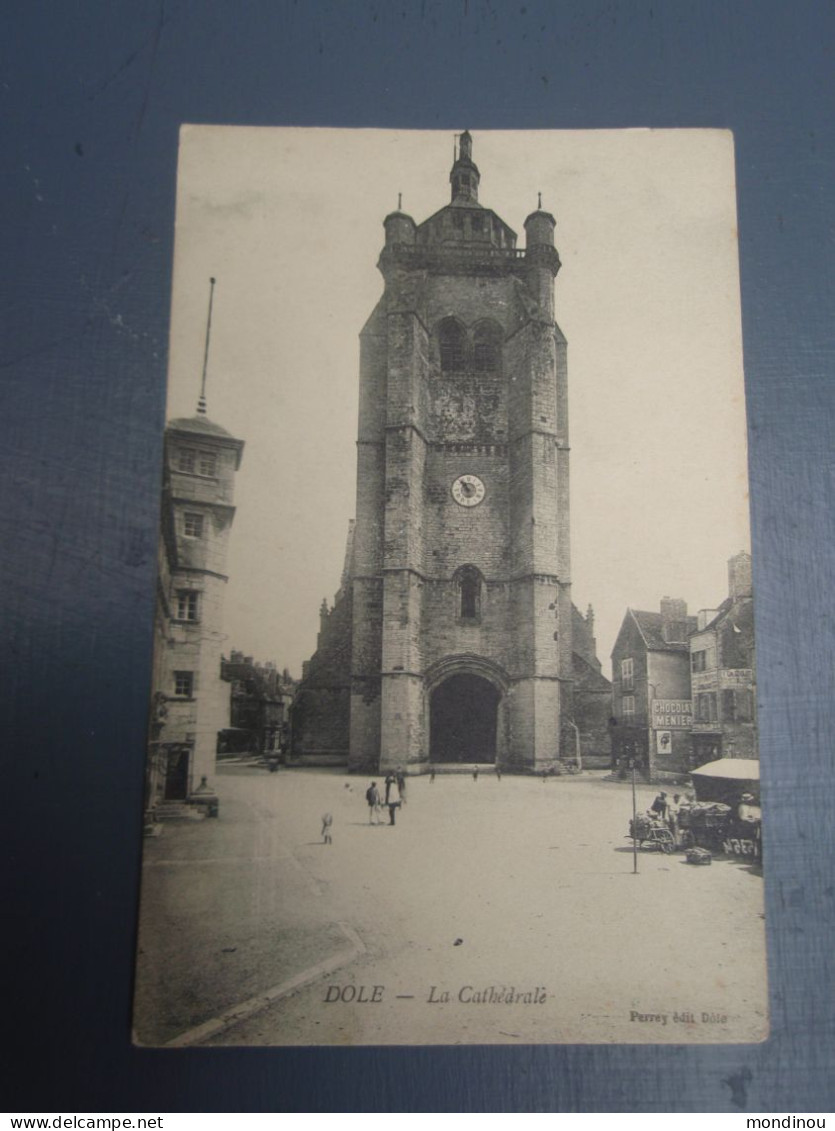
[{"x1": 345, "y1": 132, "x2": 574, "y2": 773}]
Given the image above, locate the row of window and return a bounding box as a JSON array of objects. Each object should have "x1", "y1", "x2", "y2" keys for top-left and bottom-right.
[
  {"x1": 177, "y1": 447, "x2": 217, "y2": 477},
  {"x1": 620, "y1": 689, "x2": 754, "y2": 723},
  {"x1": 623, "y1": 652, "x2": 747, "y2": 684},
  {"x1": 695, "y1": 689, "x2": 754, "y2": 723}
]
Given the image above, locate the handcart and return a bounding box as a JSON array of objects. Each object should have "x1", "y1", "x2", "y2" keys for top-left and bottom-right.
[
  {"x1": 628, "y1": 814, "x2": 675, "y2": 853},
  {"x1": 676, "y1": 802, "x2": 732, "y2": 851}
]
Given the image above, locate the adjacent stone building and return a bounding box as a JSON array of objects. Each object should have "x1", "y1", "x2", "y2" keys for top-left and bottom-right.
[
  {"x1": 610, "y1": 599, "x2": 697, "y2": 779},
  {"x1": 219, "y1": 652, "x2": 295, "y2": 758},
  {"x1": 144, "y1": 406, "x2": 244, "y2": 816},
  {"x1": 610, "y1": 553, "x2": 758, "y2": 779},
  {"x1": 689, "y1": 552, "x2": 757, "y2": 764},
  {"x1": 293, "y1": 132, "x2": 610, "y2": 773}
]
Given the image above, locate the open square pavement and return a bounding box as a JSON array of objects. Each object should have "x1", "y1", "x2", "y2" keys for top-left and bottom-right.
[{"x1": 133, "y1": 765, "x2": 768, "y2": 1046}]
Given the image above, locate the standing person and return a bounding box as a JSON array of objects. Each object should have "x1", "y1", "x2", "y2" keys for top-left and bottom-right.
[
  {"x1": 472, "y1": 764, "x2": 479, "y2": 782},
  {"x1": 366, "y1": 781, "x2": 382, "y2": 825},
  {"x1": 667, "y1": 793, "x2": 682, "y2": 845},
  {"x1": 384, "y1": 772, "x2": 396, "y2": 805},
  {"x1": 495, "y1": 765, "x2": 502, "y2": 781},
  {"x1": 321, "y1": 812, "x2": 333, "y2": 845},
  {"x1": 430, "y1": 767, "x2": 436, "y2": 784},
  {"x1": 650, "y1": 791, "x2": 668, "y2": 820},
  {"x1": 737, "y1": 792, "x2": 760, "y2": 823},
  {"x1": 396, "y1": 766, "x2": 406, "y2": 804},
  {"x1": 386, "y1": 776, "x2": 401, "y2": 826}
]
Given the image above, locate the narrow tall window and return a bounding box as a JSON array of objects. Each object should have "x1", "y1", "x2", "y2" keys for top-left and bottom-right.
[
  {"x1": 174, "y1": 671, "x2": 194, "y2": 698},
  {"x1": 439, "y1": 318, "x2": 465, "y2": 372},
  {"x1": 473, "y1": 321, "x2": 501, "y2": 372},
  {"x1": 697, "y1": 692, "x2": 718, "y2": 722},
  {"x1": 176, "y1": 590, "x2": 200, "y2": 622},
  {"x1": 740, "y1": 689, "x2": 754, "y2": 722},
  {"x1": 622, "y1": 695, "x2": 635, "y2": 718},
  {"x1": 198, "y1": 450, "x2": 217, "y2": 477},
  {"x1": 184, "y1": 512, "x2": 204, "y2": 538},
  {"x1": 456, "y1": 565, "x2": 482, "y2": 621},
  {"x1": 621, "y1": 657, "x2": 634, "y2": 691},
  {"x1": 722, "y1": 689, "x2": 736, "y2": 722},
  {"x1": 178, "y1": 448, "x2": 196, "y2": 473}
]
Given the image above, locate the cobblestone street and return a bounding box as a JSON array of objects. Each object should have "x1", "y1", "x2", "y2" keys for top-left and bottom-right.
[{"x1": 134, "y1": 765, "x2": 767, "y2": 1046}]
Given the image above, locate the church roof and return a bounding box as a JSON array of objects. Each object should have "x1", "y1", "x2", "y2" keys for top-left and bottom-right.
[
  {"x1": 416, "y1": 203, "x2": 517, "y2": 241},
  {"x1": 572, "y1": 651, "x2": 612, "y2": 692}
]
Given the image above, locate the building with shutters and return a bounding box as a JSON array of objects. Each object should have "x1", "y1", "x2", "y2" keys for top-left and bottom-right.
[
  {"x1": 689, "y1": 552, "x2": 757, "y2": 765},
  {"x1": 144, "y1": 406, "x2": 244, "y2": 818},
  {"x1": 610, "y1": 598, "x2": 698, "y2": 780}
]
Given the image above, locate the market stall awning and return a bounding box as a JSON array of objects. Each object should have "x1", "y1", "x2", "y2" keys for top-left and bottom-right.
[
  {"x1": 690, "y1": 758, "x2": 759, "y2": 780},
  {"x1": 689, "y1": 758, "x2": 760, "y2": 803}
]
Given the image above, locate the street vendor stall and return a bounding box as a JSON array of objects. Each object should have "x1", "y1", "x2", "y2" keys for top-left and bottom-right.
[{"x1": 681, "y1": 758, "x2": 762, "y2": 861}]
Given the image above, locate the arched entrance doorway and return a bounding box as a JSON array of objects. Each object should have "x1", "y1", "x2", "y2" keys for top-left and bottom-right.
[{"x1": 429, "y1": 673, "x2": 501, "y2": 763}]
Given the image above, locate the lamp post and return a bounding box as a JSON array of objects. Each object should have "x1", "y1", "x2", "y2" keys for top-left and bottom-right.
[{"x1": 629, "y1": 756, "x2": 639, "y2": 874}]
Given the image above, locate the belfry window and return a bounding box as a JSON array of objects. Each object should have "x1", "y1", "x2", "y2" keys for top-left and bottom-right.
[
  {"x1": 456, "y1": 566, "x2": 483, "y2": 621},
  {"x1": 473, "y1": 322, "x2": 502, "y2": 372},
  {"x1": 439, "y1": 319, "x2": 465, "y2": 372}
]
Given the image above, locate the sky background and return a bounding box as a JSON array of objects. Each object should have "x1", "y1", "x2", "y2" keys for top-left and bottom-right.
[{"x1": 164, "y1": 127, "x2": 750, "y2": 677}]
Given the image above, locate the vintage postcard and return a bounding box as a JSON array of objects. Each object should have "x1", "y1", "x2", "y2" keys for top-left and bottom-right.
[{"x1": 133, "y1": 127, "x2": 767, "y2": 1046}]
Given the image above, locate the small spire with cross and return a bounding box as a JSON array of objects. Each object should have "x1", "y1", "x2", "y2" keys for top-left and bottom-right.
[
  {"x1": 398, "y1": 192, "x2": 402, "y2": 211},
  {"x1": 538, "y1": 191, "x2": 542, "y2": 210}
]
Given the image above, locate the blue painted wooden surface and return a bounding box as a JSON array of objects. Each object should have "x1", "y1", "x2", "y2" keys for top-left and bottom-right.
[{"x1": 2, "y1": 0, "x2": 833, "y2": 1112}]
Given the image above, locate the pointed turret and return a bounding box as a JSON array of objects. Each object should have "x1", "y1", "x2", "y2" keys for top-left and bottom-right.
[{"x1": 450, "y1": 130, "x2": 480, "y2": 204}]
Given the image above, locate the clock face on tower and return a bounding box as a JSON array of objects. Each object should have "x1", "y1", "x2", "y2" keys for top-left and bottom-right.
[{"x1": 451, "y1": 474, "x2": 486, "y2": 508}]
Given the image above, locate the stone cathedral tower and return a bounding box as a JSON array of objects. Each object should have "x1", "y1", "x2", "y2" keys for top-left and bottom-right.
[{"x1": 294, "y1": 133, "x2": 609, "y2": 773}]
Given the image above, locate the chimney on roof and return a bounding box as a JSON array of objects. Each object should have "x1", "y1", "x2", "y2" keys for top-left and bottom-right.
[
  {"x1": 697, "y1": 608, "x2": 720, "y2": 631},
  {"x1": 660, "y1": 597, "x2": 688, "y2": 643},
  {"x1": 728, "y1": 551, "x2": 752, "y2": 602}
]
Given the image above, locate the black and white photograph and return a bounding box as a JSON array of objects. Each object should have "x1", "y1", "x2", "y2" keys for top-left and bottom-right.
[{"x1": 132, "y1": 127, "x2": 767, "y2": 1047}]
